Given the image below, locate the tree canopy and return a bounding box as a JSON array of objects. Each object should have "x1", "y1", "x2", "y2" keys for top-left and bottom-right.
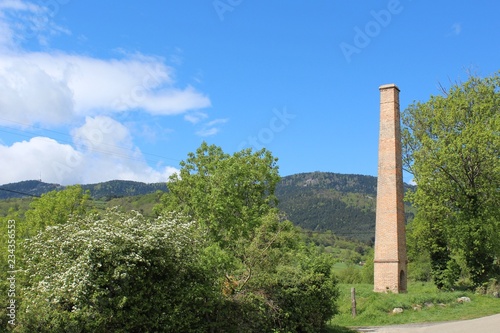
[
  {"x1": 23, "y1": 185, "x2": 90, "y2": 237},
  {"x1": 155, "y1": 141, "x2": 281, "y2": 245},
  {"x1": 402, "y1": 72, "x2": 500, "y2": 288}
]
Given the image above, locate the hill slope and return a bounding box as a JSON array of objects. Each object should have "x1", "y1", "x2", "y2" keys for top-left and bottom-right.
[
  {"x1": 276, "y1": 172, "x2": 377, "y2": 242},
  {"x1": 0, "y1": 180, "x2": 168, "y2": 200},
  {"x1": 0, "y1": 180, "x2": 62, "y2": 199},
  {"x1": 0, "y1": 172, "x2": 415, "y2": 242},
  {"x1": 276, "y1": 172, "x2": 415, "y2": 243}
]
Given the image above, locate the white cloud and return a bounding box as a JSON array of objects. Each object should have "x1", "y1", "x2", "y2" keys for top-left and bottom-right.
[
  {"x1": 0, "y1": 116, "x2": 179, "y2": 185},
  {"x1": 0, "y1": 60, "x2": 75, "y2": 126},
  {"x1": 71, "y1": 115, "x2": 135, "y2": 156},
  {"x1": 0, "y1": 1, "x2": 213, "y2": 185},
  {"x1": 0, "y1": 0, "x2": 70, "y2": 49},
  {"x1": 184, "y1": 111, "x2": 208, "y2": 124},
  {"x1": 0, "y1": 52, "x2": 211, "y2": 127},
  {"x1": 0, "y1": 1, "x2": 211, "y2": 128}
]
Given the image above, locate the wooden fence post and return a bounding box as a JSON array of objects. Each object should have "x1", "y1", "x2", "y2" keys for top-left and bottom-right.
[{"x1": 351, "y1": 287, "x2": 357, "y2": 317}]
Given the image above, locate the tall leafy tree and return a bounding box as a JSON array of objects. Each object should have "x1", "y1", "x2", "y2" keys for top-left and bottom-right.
[
  {"x1": 402, "y1": 72, "x2": 500, "y2": 287},
  {"x1": 154, "y1": 143, "x2": 339, "y2": 331},
  {"x1": 156, "y1": 142, "x2": 280, "y2": 245}
]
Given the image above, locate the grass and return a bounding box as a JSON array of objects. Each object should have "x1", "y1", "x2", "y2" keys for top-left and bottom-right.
[{"x1": 329, "y1": 282, "x2": 500, "y2": 330}]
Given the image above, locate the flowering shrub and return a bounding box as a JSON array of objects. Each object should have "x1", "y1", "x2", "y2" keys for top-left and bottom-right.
[{"x1": 18, "y1": 209, "x2": 217, "y2": 332}]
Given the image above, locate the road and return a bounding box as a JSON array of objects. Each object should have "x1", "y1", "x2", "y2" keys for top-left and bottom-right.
[{"x1": 355, "y1": 313, "x2": 500, "y2": 333}]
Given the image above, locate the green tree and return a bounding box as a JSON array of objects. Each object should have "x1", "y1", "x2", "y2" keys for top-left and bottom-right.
[
  {"x1": 155, "y1": 142, "x2": 280, "y2": 246},
  {"x1": 18, "y1": 209, "x2": 218, "y2": 333},
  {"x1": 402, "y1": 72, "x2": 500, "y2": 287},
  {"x1": 23, "y1": 185, "x2": 90, "y2": 238},
  {"x1": 155, "y1": 143, "x2": 339, "y2": 332}
]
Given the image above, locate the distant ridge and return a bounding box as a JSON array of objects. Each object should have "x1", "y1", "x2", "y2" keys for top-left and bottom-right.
[
  {"x1": 1, "y1": 172, "x2": 415, "y2": 242},
  {"x1": 0, "y1": 180, "x2": 62, "y2": 199},
  {"x1": 81, "y1": 180, "x2": 168, "y2": 200},
  {"x1": 0, "y1": 179, "x2": 168, "y2": 200}
]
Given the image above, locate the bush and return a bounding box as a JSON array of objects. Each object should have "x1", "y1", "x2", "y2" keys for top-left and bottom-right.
[
  {"x1": 269, "y1": 261, "x2": 339, "y2": 332},
  {"x1": 213, "y1": 216, "x2": 340, "y2": 332},
  {"x1": 18, "y1": 209, "x2": 218, "y2": 333},
  {"x1": 220, "y1": 255, "x2": 339, "y2": 333},
  {"x1": 476, "y1": 278, "x2": 500, "y2": 296},
  {"x1": 15, "y1": 209, "x2": 340, "y2": 333}
]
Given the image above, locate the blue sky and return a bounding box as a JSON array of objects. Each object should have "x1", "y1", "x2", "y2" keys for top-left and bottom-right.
[{"x1": 0, "y1": 0, "x2": 498, "y2": 185}]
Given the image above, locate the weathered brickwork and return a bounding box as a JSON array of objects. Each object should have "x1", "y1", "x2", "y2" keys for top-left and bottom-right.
[{"x1": 374, "y1": 84, "x2": 407, "y2": 293}]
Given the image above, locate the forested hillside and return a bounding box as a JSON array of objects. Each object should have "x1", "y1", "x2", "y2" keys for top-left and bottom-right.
[
  {"x1": 276, "y1": 172, "x2": 415, "y2": 243},
  {"x1": 81, "y1": 180, "x2": 168, "y2": 199},
  {"x1": 0, "y1": 179, "x2": 167, "y2": 200},
  {"x1": 0, "y1": 172, "x2": 415, "y2": 242},
  {"x1": 0, "y1": 180, "x2": 62, "y2": 199}
]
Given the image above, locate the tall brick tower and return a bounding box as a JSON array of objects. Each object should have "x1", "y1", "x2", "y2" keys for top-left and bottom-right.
[{"x1": 374, "y1": 84, "x2": 407, "y2": 293}]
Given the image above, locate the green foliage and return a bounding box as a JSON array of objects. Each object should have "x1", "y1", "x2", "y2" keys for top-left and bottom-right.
[
  {"x1": 333, "y1": 282, "x2": 500, "y2": 327},
  {"x1": 277, "y1": 172, "x2": 415, "y2": 243},
  {"x1": 153, "y1": 144, "x2": 340, "y2": 332},
  {"x1": 1, "y1": 171, "x2": 415, "y2": 245},
  {"x1": 336, "y1": 264, "x2": 363, "y2": 284},
  {"x1": 402, "y1": 72, "x2": 500, "y2": 288},
  {"x1": 5, "y1": 144, "x2": 343, "y2": 332},
  {"x1": 0, "y1": 198, "x2": 31, "y2": 218},
  {"x1": 103, "y1": 191, "x2": 164, "y2": 216},
  {"x1": 0, "y1": 180, "x2": 60, "y2": 200},
  {"x1": 207, "y1": 212, "x2": 340, "y2": 332},
  {"x1": 23, "y1": 185, "x2": 90, "y2": 238},
  {"x1": 361, "y1": 250, "x2": 374, "y2": 284},
  {"x1": 18, "y1": 209, "x2": 218, "y2": 333},
  {"x1": 277, "y1": 175, "x2": 377, "y2": 243},
  {"x1": 155, "y1": 141, "x2": 280, "y2": 246}
]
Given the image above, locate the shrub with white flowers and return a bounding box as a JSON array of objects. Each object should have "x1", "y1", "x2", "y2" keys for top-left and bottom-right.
[{"x1": 19, "y1": 209, "x2": 218, "y2": 333}]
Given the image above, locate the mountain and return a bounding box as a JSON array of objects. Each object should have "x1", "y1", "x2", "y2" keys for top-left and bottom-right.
[
  {"x1": 0, "y1": 180, "x2": 62, "y2": 199},
  {"x1": 276, "y1": 172, "x2": 415, "y2": 243},
  {"x1": 0, "y1": 180, "x2": 168, "y2": 200},
  {"x1": 0, "y1": 172, "x2": 415, "y2": 242},
  {"x1": 81, "y1": 180, "x2": 168, "y2": 199}
]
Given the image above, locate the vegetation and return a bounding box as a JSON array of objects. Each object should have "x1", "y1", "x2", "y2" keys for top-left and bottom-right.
[
  {"x1": 1, "y1": 143, "x2": 342, "y2": 332},
  {"x1": 402, "y1": 72, "x2": 500, "y2": 288},
  {"x1": 153, "y1": 143, "x2": 340, "y2": 332},
  {"x1": 0, "y1": 180, "x2": 60, "y2": 199},
  {"x1": 276, "y1": 172, "x2": 415, "y2": 243},
  {"x1": 1, "y1": 171, "x2": 417, "y2": 244},
  {"x1": 332, "y1": 282, "x2": 500, "y2": 328},
  {"x1": 81, "y1": 180, "x2": 168, "y2": 200},
  {"x1": 18, "y1": 209, "x2": 216, "y2": 333},
  {"x1": 155, "y1": 142, "x2": 281, "y2": 246},
  {"x1": 23, "y1": 185, "x2": 90, "y2": 237},
  {"x1": 1, "y1": 79, "x2": 498, "y2": 330}
]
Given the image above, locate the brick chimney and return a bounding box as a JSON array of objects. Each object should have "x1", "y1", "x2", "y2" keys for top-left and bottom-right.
[{"x1": 374, "y1": 84, "x2": 407, "y2": 293}]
